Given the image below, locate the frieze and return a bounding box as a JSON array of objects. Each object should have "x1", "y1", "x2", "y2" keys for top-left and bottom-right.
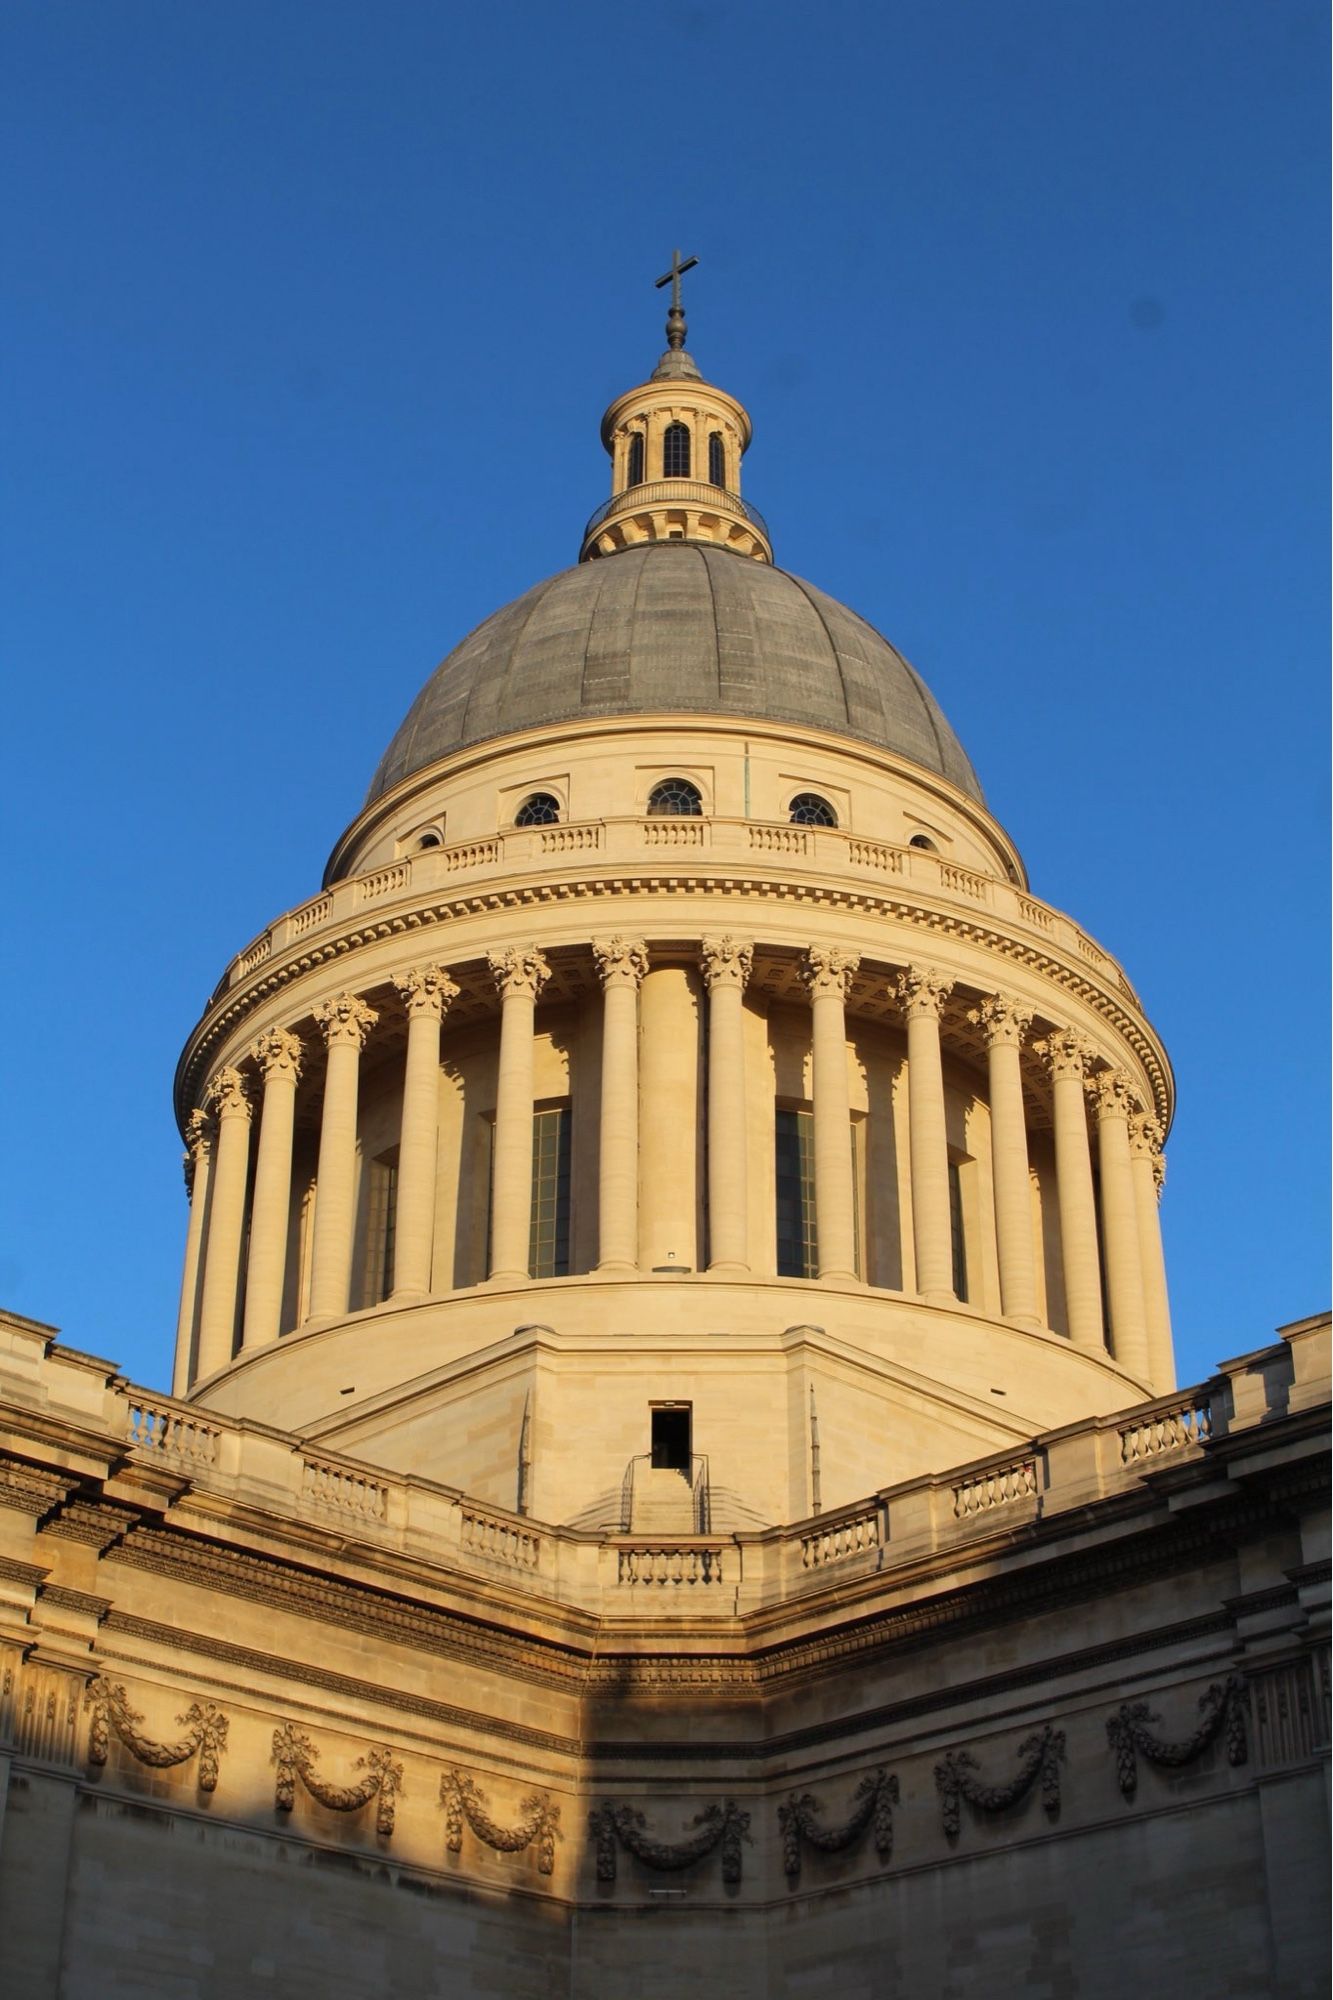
[
  {"x1": 86, "y1": 1674, "x2": 229, "y2": 1790},
  {"x1": 100, "y1": 1614, "x2": 579, "y2": 1762},
  {"x1": 935, "y1": 1723, "x2": 1065, "y2": 1841},
  {"x1": 272, "y1": 1720, "x2": 402, "y2": 1834},
  {"x1": 440, "y1": 1767, "x2": 561, "y2": 1873},
  {"x1": 777, "y1": 1766, "x2": 898, "y2": 1880},
  {"x1": 1105, "y1": 1674, "x2": 1249, "y2": 1798},
  {"x1": 177, "y1": 877, "x2": 1170, "y2": 1128},
  {"x1": 588, "y1": 1797, "x2": 751, "y2": 1884}
]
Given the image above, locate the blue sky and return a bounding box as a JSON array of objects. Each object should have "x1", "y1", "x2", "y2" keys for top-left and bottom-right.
[{"x1": 3, "y1": 1, "x2": 1326, "y2": 1394}]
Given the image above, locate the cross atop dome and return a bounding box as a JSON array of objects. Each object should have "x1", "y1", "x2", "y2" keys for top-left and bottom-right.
[{"x1": 655, "y1": 247, "x2": 698, "y2": 352}]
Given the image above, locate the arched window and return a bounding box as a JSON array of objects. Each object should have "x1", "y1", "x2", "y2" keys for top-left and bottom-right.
[
  {"x1": 416, "y1": 830, "x2": 442, "y2": 850},
  {"x1": 708, "y1": 432, "x2": 726, "y2": 487},
  {"x1": 909, "y1": 833, "x2": 937, "y2": 852},
  {"x1": 789, "y1": 792, "x2": 837, "y2": 827},
  {"x1": 626, "y1": 433, "x2": 644, "y2": 487},
  {"x1": 515, "y1": 792, "x2": 561, "y2": 827},
  {"x1": 663, "y1": 422, "x2": 691, "y2": 478},
  {"x1": 646, "y1": 777, "x2": 703, "y2": 817}
]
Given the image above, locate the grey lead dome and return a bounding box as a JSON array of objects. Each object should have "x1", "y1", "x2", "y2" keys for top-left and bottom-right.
[{"x1": 366, "y1": 544, "x2": 983, "y2": 805}]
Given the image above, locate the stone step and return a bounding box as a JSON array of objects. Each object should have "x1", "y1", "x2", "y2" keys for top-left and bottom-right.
[{"x1": 630, "y1": 1466, "x2": 696, "y2": 1535}]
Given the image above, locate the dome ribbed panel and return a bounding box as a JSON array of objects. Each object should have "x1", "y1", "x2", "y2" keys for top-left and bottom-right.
[{"x1": 364, "y1": 545, "x2": 984, "y2": 805}]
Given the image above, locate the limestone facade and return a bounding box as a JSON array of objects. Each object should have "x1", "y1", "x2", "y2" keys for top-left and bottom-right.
[
  {"x1": 0, "y1": 1309, "x2": 1327, "y2": 1996},
  {"x1": 1, "y1": 310, "x2": 1327, "y2": 1995}
]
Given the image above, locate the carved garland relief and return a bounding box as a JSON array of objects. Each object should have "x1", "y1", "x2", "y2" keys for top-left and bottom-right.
[{"x1": 74, "y1": 1673, "x2": 1256, "y2": 1875}]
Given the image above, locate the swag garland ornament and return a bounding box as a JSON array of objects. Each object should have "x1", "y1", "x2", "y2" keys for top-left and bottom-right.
[
  {"x1": 440, "y1": 1767, "x2": 561, "y2": 1874},
  {"x1": 271, "y1": 1721, "x2": 402, "y2": 1835},
  {"x1": 1105, "y1": 1675, "x2": 1250, "y2": 1799},
  {"x1": 588, "y1": 1798, "x2": 751, "y2": 1885},
  {"x1": 86, "y1": 1675, "x2": 229, "y2": 1791},
  {"x1": 935, "y1": 1724, "x2": 1065, "y2": 1841},
  {"x1": 778, "y1": 1768, "x2": 899, "y2": 1880}
]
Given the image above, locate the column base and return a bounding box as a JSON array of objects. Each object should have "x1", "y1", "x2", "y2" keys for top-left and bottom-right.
[
  {"x1": 596, "y1": 1259, "x2": 639, "y2": 1275},
  {"x1": 706, "y1": 1260, "x2": 750, "y2": 1275},
  {"x1": 817, "y1": 1266, "x2": 860, "y2": 1284}
]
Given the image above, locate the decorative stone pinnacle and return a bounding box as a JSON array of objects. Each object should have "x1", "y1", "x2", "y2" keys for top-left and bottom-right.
[
  {"x1": 250, "y1": 1026, "x2": 304, "y2": 1082},
  {"x1": 592, "y1": 936, "x2": 649, "y2": 989},
  {"x1": 314, "y1": 993, "x2": 378, "y2": 1050},
  {"x1": 801, "y1": 946, "x2": 860, "y2": 1001},
  {"x1": 395, "y1": 963, "x2": 460, "y2": 1019},
  {"x1": 969, "y1": 993, "x2": 1033, "y2": 1049},
  {"x1": 891, "y1": 964, "x2": 953, "y2": 1020},
  {"x1": 488, "y1": 946, "x2": 551, "y2": 1002},
  {"x1": 700, "y1": 935, "x2": 754, "y2": 991}
]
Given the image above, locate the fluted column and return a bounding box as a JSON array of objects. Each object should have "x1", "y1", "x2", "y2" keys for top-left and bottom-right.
[
  {"x1": 1038, "y1": 1028, "x2": 1105, "y2": 1351},
  {"x1": 487, "y1": 946, "x2": 550, "y2": 1281},
  {"x1": 195, "y1": 1069, "x2": 253, "y2": 1380},
  {"x1": 972, "y1": 993, "x2": 1039, "y2": 1324},
  {"x1": 700, "y1": 935, "x2": 753, "y2": 1272},
  {"x1": 893, "y1": 964, "x2": 956, "y2": 1301},
  {"x1": 1130, "y1": 1110, "x2": 1175, "y2": 1390},
  {"x1": 801, "y1": 947, "x2": 860, "y2": 1282},
  {"x1": 173, "y1": 1109, "x2": 215, "y2": 1395},
  {"x1": 592, "y1": 936, "x2": 648, "y2": 1271},
  {"x1": 1090, "y1": 1069, "x2": 1150, "y2": 1377},
  {"x1": 241, "y1": 1027, "x2": 304, "y2": 1350},
  {"x1": 392, "y1": 964, "x2": 459, "y2": 1300},
  {"x1": 307, "y1": 993, "x2": 378, "y2": 1320}
]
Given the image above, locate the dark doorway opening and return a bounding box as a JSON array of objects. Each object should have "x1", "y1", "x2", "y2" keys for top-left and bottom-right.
[{"x1": 650, "y1": 1404, "x2": 692, "y2": 1471}]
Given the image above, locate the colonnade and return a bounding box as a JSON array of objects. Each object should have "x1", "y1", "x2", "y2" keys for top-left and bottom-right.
[{"x1": 175, "y1": 939, "x2": 1173, "y2": 1395}]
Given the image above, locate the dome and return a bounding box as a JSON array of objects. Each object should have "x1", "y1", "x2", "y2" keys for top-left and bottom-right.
[{"x1": 365, "y1": 544, "x2": 984, "y2": 805}]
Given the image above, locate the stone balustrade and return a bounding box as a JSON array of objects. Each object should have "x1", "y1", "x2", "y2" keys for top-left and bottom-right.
[
  {"x1": 100, "y1": 1330, "x2": 1320, "y2": 1621},
  {"x1": 214, "y1": 817, "x2": 1141, "y2": 1005}
]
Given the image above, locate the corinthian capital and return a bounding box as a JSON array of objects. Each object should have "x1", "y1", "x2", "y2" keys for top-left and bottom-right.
[
  {"x1": 891, "y1": 964, "x2": 953, "y2": 1020},
  {"x1": 800, "y1": 946, "x2": 860, "y2": 1002},
  {"x1": 182, "y1": 1107, "x2": 216, "y2": 1194},
  {"x1": 592, "y1": 935, "x2": 649, "y2": 990},
  {"x1": 1036, "y1": 1026, "x2": 1094, "y2": 1082},
  {"x1": 968, "y1": 992, "x2": 1033, "y2": 1049},
  {"x1": 1088, "y1": 1067, "x2": 1135, "y2": 1120},
  {"x1": 206, "y1": 1067, "x2": 252, "y2": 1119},
  {"x1": 395, "y1": 963, "x2": 460, "y2": 1019},
  {"x1": 314, "y1": 993, "x2": 378, "y2": 1050},
  {"x1": 250, "y1": 1026, "x2": 304, "y2": 1083},
  {"x1": 488, "y1": 946, "x2": 550, "y2": 1002},
  {"x1": 1128, "y1": 1110, "x2": 1164, "y2": 1159},
  {"x1": 699, "y1": 935, "x2": 753, "y2": 992}
]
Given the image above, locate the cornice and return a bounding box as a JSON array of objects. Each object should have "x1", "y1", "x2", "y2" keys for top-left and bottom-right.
[
  {"x1": 175, "y1": 872, "x2": 1171, "y2": 1128},
  {"x1": 99, "y1": 1616, "x2": 580, "y2": 1763}
]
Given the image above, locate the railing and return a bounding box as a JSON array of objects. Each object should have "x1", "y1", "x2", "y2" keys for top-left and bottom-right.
[
  {"x1": 616, "y1": 1544, "x2": 727, "y2": 1587},
  {"x1": 301, "y1": 1455, "x2": 389, "y2": 1523},
  {"x1": 358, "y1": 863, "x2": 409, "y2": 903},
  {"x1": 583, "y1": 481, "x2": 770, "y2": 542},
  {"x1": 460, "y1": 1506, "x2": 541, "y2": 1570},
  {"x1": 799, "y1": 1503, "x2": 881, "y2": 1570},
  {"x1": 1119, "y1": 1395, "x2": 1212, "y2": 1464},
  {"x1": 692, "y1": 1454, "x2": 711, "y2": 1534},
  {"x1": 63, "y1": 1323, "x2": 1315, "y2": 1623},
  {"x1": 215, "y1": 817, "x2": 1141, "y2": 1019},
  {"x1": 952, "y1": 1455, "x2": 1039, "y2": 1519},
  {"x1": 128, "y1": 1397, "x2": 221, "y2": 1468}
]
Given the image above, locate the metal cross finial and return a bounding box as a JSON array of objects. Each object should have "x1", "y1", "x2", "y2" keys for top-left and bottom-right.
[{"x1": 655, "y1": 248, "x2": 698, "y2": 350}]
